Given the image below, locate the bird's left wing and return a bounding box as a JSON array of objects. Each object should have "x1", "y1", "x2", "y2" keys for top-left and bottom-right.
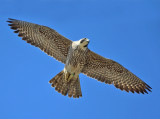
[
  {"x1": 7, "y1": 18, "x2": 72, "y2": 63},
  {"x1": 82, "y1": 50, "x2": 152, "y2": 94}
]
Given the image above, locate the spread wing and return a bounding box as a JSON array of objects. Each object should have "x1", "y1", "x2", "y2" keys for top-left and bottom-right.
[
  {"x1": 7, "y1": 18, "x2": 72, "y2": 63},
  {"x1": 82, "y1": 50, "x2": 152, "y2": 94}
]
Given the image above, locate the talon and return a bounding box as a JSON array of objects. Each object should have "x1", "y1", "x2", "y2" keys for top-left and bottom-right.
[
  {"x1": 67, "y1": 74, "x2": 73, "y2": 82},
  {"x1": 64, "y1": 72, "x2": 72, "y2": 82},
  {"x1": 64, "y1": 71, "x2": 76, "y2": 82},
  {"x1": 65, "y1": 73, "x2": 69, "y2": 82}
]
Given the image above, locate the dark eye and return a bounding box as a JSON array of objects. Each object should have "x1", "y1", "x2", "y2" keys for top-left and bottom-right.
[{"x1": 80, "y1": 39, "x2": 85, "y2": 43}]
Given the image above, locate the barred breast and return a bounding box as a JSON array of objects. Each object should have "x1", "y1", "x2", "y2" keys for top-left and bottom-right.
[{"x1": 65, "y1": 46, "x2": 88, "y2": 74}]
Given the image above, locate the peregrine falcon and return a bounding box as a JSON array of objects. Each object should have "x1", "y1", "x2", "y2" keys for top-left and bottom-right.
[{"x1": 7, "y1": 18, "x2": 152, "y2": 98}]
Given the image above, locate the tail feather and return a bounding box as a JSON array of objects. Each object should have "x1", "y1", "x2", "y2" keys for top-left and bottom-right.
[
  {"x1": 49, "y1": 71, "x2": 82, "y2": 98},
  {"x1": 61, "y1": 82, "x2": 68, "y2": 96}
]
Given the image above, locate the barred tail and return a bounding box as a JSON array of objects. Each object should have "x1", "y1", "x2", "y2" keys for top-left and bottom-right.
[{"x1": 49, "y1": 71, "x2": 82, "y2": 98}]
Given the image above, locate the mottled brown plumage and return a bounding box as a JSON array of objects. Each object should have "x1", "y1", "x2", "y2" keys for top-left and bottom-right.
[
  {"x1": 7, "y1": 18, "x2": 71, "y2": 63},
  {"x1": 82, "y1": 50, "x2": 151, "y2": 94},
  {"x1": 7, "y1": 18, "x2": 152, "y2": 98},
  {"x1": 49, "y1": 71, "x2": 82, "y2": 98}
]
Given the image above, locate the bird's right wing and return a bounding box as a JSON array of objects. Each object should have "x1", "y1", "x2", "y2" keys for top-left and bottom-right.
[
  {"x1": 82, "y1": 50, "x2": 152, "y2": 94},
  {"x1": 7, "y1": 18, "x2": 72, "y2": 63}
]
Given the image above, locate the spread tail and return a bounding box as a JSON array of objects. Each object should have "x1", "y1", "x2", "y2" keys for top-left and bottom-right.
[{"x1": 49, "y1": 71, "x2": 82, "y2": 98}]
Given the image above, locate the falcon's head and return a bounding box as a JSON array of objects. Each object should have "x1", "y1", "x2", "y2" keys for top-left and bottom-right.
[
  {"x1": 72, "y1": 38, "x2": 90, "y2": 50},
  {"x1": 79, "y1": 38, "x2": 90, "y2": 48}
]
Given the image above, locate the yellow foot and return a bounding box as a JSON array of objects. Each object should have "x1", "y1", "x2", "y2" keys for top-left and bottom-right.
[
  {"x1": 65, "y1": 73, "x2": 75, "y2": 82},
  {"x1": 65, "y1": 72, "x2": 70, "y2": 82},
  {"x1": 67, "y1": 74, "x2": 73, "y2": 82}
]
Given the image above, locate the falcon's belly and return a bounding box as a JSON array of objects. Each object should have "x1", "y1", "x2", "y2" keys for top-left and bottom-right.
[{"x1": 64, "y1": 47, "x2": 88, "y2": 76}]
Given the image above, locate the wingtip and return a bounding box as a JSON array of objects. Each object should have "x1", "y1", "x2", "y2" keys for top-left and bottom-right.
[
  {"x1": 8, "y1": 24, "x2": 12, "y2": 26},
  {"x1": 7, "y1": 20, "x2": 12, "y2": 23},
  {"x1": 8, "y1": 18, "x2": 15, "y2": 20},
  {"x1": 7, "y1": 18, "x2": 16, "y2": 23},
  {"x1": 146, "y1": 83, "x2": 152, "y2": 89}
]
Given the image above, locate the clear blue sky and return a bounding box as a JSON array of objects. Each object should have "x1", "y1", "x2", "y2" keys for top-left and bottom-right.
[{"x1": 1, "y1": 0, "x2": 160, "y2": 119}]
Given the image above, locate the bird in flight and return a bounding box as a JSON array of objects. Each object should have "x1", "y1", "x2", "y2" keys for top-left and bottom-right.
[{"x1": 7, "y1": 18, "x2": 152, "y2": 98}]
